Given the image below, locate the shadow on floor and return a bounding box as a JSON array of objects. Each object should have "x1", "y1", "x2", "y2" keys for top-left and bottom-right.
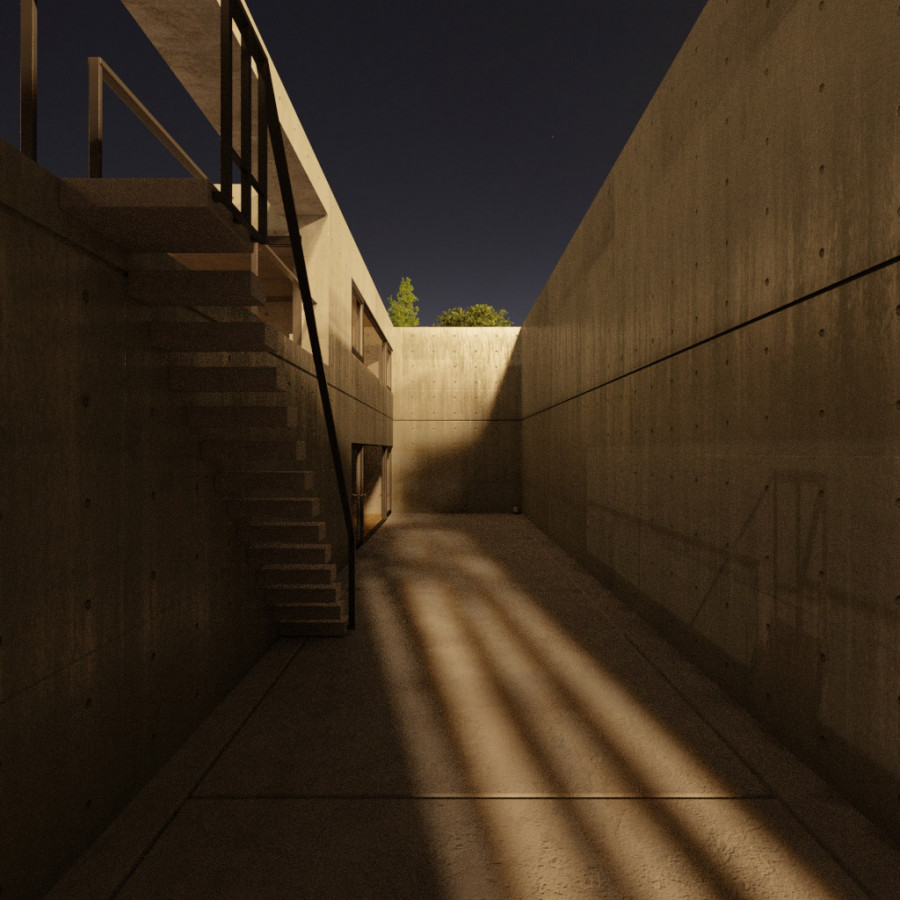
[{"x1": 49, "y1": 514, "x2": 900, "y2": 899}]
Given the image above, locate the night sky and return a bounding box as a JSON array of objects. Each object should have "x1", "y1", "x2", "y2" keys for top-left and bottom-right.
[{"x1": 0, "y1": 0, "x2": 707, "y2": 325}]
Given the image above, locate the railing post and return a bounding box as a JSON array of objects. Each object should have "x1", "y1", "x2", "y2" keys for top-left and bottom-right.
[
  {"x1": 220, "y1": 0, "x2": 233, "y2": 207},
  {"x1": 88, "y1": 57, "x2": 103, "y2": 177},
  {"x1": 257, "y1": 61, "x2": 267, "y2": 239},
  {"x1": 240, "y1": 40, "x2": 252, "y2": 227},
  {"x1": 19, "y1": 0, "x2": 37, "y2": 159}
]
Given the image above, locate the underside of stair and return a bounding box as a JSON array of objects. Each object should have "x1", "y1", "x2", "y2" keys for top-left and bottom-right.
[
  {"x1": 246, "y1": 543, "x2": 332, "y2": 566},
  {"x1": 61, "y1": 178, "x2": 254, "y2": 253},
  {"x1": 170, "y1": 365, "x2": 288, "y2": 393},
  {"x1": 202, "y1": 439, "x2": 306, "y2": 470},
  {"x1": 130, "y1": 269, "x2": 266, "y2": 306},
  {"x1": 150, "y1": 321, "x2": 281, "y2": 353}
]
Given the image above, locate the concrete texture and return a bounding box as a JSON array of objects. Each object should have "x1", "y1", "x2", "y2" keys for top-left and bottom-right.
[
  {"x1": 122, "y1": 0, "x2": 397, "y2": 381},
  {"x1": 121, "y1": 0, "x2": 327, "y2": 228},
  {"x1": 8, "y1": 0, "x2": 900, "y2": 893},
  {"x1": 3, "y1": 0, "x2": 400, "y2": 884},
  {"x1": 46, "y1": 516, "x2": 900, "y2": 899},
  {"x1": 0, "y1": 67, "x2": 388, "y2": 895},
  {"x1": 60, "y1": 178, "x2": 255, "y2": 253},
  {"x1": 520, "y1": 0, "x2": 900, "y2": 839},
  {"x1": 393, "y1": 328, "x2": 521, "y2": 512},
  {"x1": 0, "y1": 141, "x2": 271, "y2": 899},
  {"x1": 116, "y1": 0, "x2": 399, "y2": 608}
]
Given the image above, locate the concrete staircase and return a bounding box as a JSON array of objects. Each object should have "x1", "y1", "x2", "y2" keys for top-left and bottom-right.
[{"x1": 62, "y1": 178, "x2": 347, "y2": 635}]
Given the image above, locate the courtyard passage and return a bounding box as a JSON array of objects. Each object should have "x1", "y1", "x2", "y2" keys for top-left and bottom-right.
[{"x1": 49, "y1": 515, "x2": 900, "y2": 898}]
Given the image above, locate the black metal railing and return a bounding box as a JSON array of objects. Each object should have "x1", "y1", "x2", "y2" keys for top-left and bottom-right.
[
  {"x1": 88, "y1": 56, "x2": 207, "y2": 180},
  {"x1": 220, "y1": 0, "x2": 356, "y2": 627},
  {"x1": 220, "y1": 0, "x2": 267, "y2": 241}
]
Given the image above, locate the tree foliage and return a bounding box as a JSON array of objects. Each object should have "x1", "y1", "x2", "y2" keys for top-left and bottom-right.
[
  {"x1": 434, "y1": 304, "x2": 513, "y2": 326},
  {"x1": 386, "y1": 276, "x2": 419, "y2": 327}
]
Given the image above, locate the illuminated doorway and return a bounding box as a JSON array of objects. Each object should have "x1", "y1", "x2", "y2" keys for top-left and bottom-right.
[{"x1": 351, "y1": 444, "x2": 392, "y2": 545}]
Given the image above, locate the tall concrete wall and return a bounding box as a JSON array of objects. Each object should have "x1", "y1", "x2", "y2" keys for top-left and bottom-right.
[
  {"x1": 520, "y1": 1, "x2": 900, "y2": 838},
  {"x1": 0, "y1": 142, "x2": 392, "y2": 898},
  {"x1": 393, "y1": 328, "x2": 521, "y2": 512},
  {"x1": 0, "y1": 13, "x2": 393, "y2": 885},
  {"x1": 0, "y1": 144, "x2": 274, "y2": 898}
]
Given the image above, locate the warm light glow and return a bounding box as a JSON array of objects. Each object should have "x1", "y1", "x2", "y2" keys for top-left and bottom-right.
[{"x1": 365, "y1": 520, "x2": 854, "y2": 899}]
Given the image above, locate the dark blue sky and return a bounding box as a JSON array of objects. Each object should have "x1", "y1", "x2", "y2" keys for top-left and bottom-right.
[{"x1": 0, "y1": 0, "x2": 706, "y2": 325}]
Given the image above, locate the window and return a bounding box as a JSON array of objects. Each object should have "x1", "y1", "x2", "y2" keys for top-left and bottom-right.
[
  {"x1": 351, "y1": 284, "x2": 392, "y2": 387},
  {"x1": 352, "y1": 288, "x2": 365, "y2": 359}
]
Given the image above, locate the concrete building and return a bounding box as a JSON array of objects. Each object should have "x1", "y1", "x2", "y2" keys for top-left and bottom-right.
[{"x1": 1, "y1": 0, "x2": 898, "y2": 897}]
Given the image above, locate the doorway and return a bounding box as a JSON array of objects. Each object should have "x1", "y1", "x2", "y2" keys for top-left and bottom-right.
[{"x1": 352, "y1": 444, "x2": 392, "y2": 545}]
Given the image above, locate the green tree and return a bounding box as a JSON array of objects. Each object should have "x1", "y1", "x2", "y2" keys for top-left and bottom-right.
[
  {"x1": 386, "y1": 276, "x2": 419, "y2": 326},
  {"x1": 434, "y1": 304, "x2": 513, "y2": 326}
]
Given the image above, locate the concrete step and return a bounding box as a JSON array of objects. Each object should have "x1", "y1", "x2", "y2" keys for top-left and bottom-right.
[
  {"x1": 277, "y1": 616, "x2": 348, "y2": 637},
  {"x1": 150, "y1": 321, "x2": 279, "y2": 353},
  {"x1": 239, "y1": 521, "x2": 326, "y2": 544},
  {"x1": 257, "y1": 564, "x2": 335, "y2": 587},
  {"x1": 216, "y1": 470, "x2": 314, "y2": 496},
  {"x1": 184, "y1": 404, "x2": 296, "y2": 429},
  {"x1": 265, "y1": 584, "x2": 342, "y2": 609},
  {"x1": 61, "y1": 178, "x2": 253, "y2": 253},
  {"x1": 246, "y1": 543, "x2": 332, "y2": 566},
  {"x1": 129, "y1": 270, "x2": 266, "y2": 306},
  {"x1": 189, "y1": 424, "x2": 303, "y2": 443},
  {"x1": 230, "y1": 497, "x2": 320, "y2": 520},
  {"x1": 170, "y1": 366, "x2": 285, "y2": 393},
  {"x1": 202, "y1": 439, "x2": 306, "y2": 470}
]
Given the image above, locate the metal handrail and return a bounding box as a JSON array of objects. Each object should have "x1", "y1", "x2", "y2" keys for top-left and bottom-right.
[
  {"x1": 220, "y1": 0, "x2": 356, "y2": 628},
  {"x1": 88, "y1": 57, "x2": 207, "y2": 180},
  {"x1": 220, "y1": 0, "x2": 267, "y2": 241}
]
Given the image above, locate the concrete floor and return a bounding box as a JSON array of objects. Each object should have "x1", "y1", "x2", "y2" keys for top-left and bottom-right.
[{"x1": 48, "y1": 514, "x2": 900, "y2": 899}]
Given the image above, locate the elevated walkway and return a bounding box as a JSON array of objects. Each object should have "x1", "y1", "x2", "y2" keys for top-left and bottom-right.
[{"x1": 46, "y1": 515, "x2": 900, "y2": 899}]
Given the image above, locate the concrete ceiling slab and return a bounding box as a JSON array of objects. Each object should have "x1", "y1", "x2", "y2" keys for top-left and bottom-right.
[{"x1": 121, "y1": 0, "x2": 327, "y2": 230}]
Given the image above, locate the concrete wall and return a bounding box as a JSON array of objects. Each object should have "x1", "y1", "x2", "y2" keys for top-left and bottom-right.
[
  {"x1": 0, "y1": 143, "x2": 275, "y2": 898},
  {"x1": 0, "y1": 6, "x2": 394, "y2": 893},
  {"x1": 520, "y1": 1, "x2": 900, "y2": 838},
  {"x1": 0, "y1": 148, "x2": 392, "y2": 900},
  {"x1": 393, "y1": 327, "x2": 521, "y2": 512}
]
